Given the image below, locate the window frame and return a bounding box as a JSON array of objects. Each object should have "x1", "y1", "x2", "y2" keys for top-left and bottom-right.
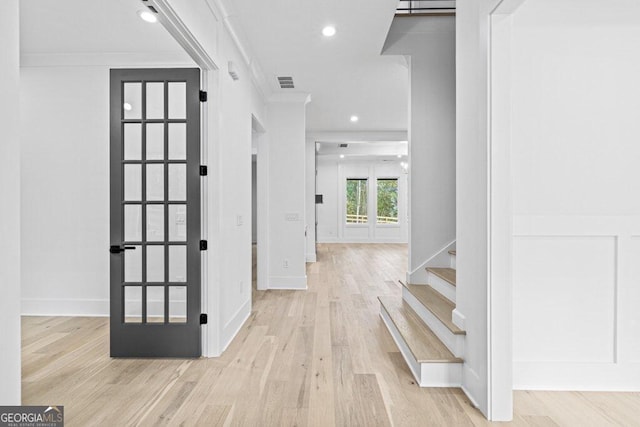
[
  {"x1": 375, "y1": 176, "x2": 401, "y2": 228},
  {"x1": 345, "y1": 177, "x2": 369, "y2": 227}
]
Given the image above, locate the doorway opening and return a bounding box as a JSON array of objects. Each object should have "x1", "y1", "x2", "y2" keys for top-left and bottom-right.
[{"x1": 252, "y1": 115, "x2": 267, "y2": 291}]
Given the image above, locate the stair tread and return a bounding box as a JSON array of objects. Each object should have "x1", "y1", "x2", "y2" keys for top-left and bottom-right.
[
  {"x1": 426, "y1": 267, "x2": 456, "y2": 286},
  {"x1": 379, "y1": 296, "x2": 462, "y2": 363},
  {"x1": 448, "y1": 250, "x2": 456, "y2": 256},
  {"x1": 401, "y1": 282, "x2": 465, "y2": 335}
]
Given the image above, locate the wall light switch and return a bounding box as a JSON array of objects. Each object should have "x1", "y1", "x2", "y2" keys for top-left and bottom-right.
[{"x1": 285, "y1": 213, "x2": 299, "y2": 222}]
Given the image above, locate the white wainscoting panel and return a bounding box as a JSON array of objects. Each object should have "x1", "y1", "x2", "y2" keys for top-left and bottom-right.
[
  {"x1": 513, "y1": 235, "x2": 616, "y2": 363},
  {"x1": 621, "y1": 236, "x2": 640, "y2": 363},
  {"x1": 512, "y1": 215, "x2": 640, "y2": 390}
]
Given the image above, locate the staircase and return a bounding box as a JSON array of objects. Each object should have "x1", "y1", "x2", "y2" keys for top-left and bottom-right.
[{"x1": 379, "y1": 249, "x2": 463, "y2": 386}]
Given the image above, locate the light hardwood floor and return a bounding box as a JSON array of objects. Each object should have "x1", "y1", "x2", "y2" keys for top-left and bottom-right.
[{"x1": 22, "y1": 243, "x2": 640, "y2": 426}]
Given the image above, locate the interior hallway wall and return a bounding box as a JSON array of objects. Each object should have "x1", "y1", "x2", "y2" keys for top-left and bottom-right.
[
  {"x1": 382, "y1": 16, "x2": 456, "y2": 284},
  {"x1": 20, "y1": 66, "x2": 110, "y2": 315},
  {"x1": 0, "y1": 0, "x2": 21, "y2": 405},
  {"x1": 316, "y1": 158, "x2": 408, "y2": 243},
  {"x1": 509, "y1": 0, "x2": 640, "y2": 390},
  {"x1": 19, "y1": 63, "x2": 195, "y2": 316}
]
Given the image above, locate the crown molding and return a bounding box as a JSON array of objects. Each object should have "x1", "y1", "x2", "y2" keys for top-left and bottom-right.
[
  {"x1": 20, "y1": 52, "x2": 194, "y2": 67},
  {"x1": 206, "y1": 0, "x2": 272, "y2": 100},
  {"x1": 268, "y1": 93, "x2": 311, "y2": 105}
]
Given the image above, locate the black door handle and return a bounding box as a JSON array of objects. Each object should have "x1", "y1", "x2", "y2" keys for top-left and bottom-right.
[{"x1": 110, "y1": 245, "x2": 136, "y2": 254}]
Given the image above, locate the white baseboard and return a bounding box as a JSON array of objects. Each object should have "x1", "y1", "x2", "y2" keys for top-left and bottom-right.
[
  {"x1": 220, "y1": 298, "x2": 252, "y2": 353},
  {"x1": 514, "y1": 361, "x2": 640, "y2": 391},
  {"x1": 461, "y1": 385, "x2": 480, "y2": 409},
  {"x1": 268, "y1": 275, "x2": 308, "y2": 290},
  {"x1": 306, "y1": 253, "x2": 317, "y2": 263},
  {"x1": 317, "y1": 238, "x2": 408, "y2": 244},
  {"x1": 452, "y1": 308, "x2": 466, "y2": 331},
  {"x1": 463, "y1": 364, "x2": 487, "y2": 417},
  {"x1": 408, "y1": 239, "x2": 456, "y2": 284},
  {"x1": 22, "y1": 298, "x2": 109, "y2": 317}
]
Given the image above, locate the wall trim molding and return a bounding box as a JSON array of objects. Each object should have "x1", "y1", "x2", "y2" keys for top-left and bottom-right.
[
  {"x1": 407, "y1": 239, "x2": 456, "y2": 284},
  {"x1": 452, "y1": 308, "x2": 466, "y2": 331},
  {"x1": 307, "y1": 130, "x2": 408, "y2": 142},
  {"x1": 151, "y1": 0, "x2": 218, "y2": 71},
  {"x1": 514, "y1": 361, "x2": 640, "y2": 391},
  {"x1": 22, "y1": 298, "x2": 109, "y2": 317},
  {"x1": 268, "y1": 275, "x2": 308, "y2": 290},
  {"x1": 268, "y1": 93, "x2": 311, "y2": 104},
  {"x1": 20, "y1": 52, "x2": 195, "y2": 68},
  {"x1": 317, "y1": 238, "x2": 408, "y2": 244},
  {"x1": 220, "y1": 298, "x2": 251, "y2": 354}
]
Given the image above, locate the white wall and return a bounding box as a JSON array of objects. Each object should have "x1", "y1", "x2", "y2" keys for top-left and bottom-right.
[
  {"x1": 18, "y1": 0, "x2": 270, "y2": 358},
  {"x1": 305, "y1": 138, "x2": 316, "y2": 262},
  {"x1": 509, "y1": 0, "x2": 640, "y2": 390},
  {"x1": 316, "y1": 158, "x2": 408, "y2": 243},
  {"x1": 19, "y1": 58, "x2": 198, "y2": 316},
  {"x1": 265, "y1": 95, "x2": 309, "y2": 289},
  {"x1": 163, "y1": 0, "x2": 270, "y2": 354},
  {"x1": 0, "y1": 0, "x2": 21, "y2": 405},
  {"x1": 20, "y1": 66, "x2": 110, "y2": 315},
  {"x1": 456, "y1": 0, "x2": 504, "y2": 418},
  {"x1": 382, "y1": 16, "x2": 456, "y2": 284}
]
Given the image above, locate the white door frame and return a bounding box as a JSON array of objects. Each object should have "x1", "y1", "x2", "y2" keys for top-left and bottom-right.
[
  {"x1": 253, "y1": 115, "x2": 269, "y2": 291},
  {"x1": 487, "y1": 0, "x2": 527, "y2": 420},
  {"x1": 149, "y1": 0, "x2": 220, "y2": 356}
]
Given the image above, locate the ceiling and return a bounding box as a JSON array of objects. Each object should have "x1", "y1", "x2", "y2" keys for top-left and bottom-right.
[
  {"x1": 20, "y1": 0, "x2": 409, "y2": 134},
  {"x1": 227, "y1": 0, "x2": 409, "y2": 133},
  {"x1": 20, "y1": 0, "x2": 188, "y2": 56},
  {"x1": 317, "y1": 141, "x2": 408, "y2": 161}
]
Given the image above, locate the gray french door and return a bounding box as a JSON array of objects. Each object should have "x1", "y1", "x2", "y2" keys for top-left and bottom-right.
[{"x1": 109, "y1": 68, "x2": 201, "y2": 357}]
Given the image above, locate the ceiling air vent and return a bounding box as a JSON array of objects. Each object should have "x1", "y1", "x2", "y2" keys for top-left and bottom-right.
[
  {"x1": 277, "y1": 76, "x2": 295, "y2": 89},
  {"x1": 339, "y1": 143, "x2": 348, "y2": 148}
]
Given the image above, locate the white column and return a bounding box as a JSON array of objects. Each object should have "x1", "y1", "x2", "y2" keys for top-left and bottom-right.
[
  {"x1": 266, "y1": 94, "x2": 311, "y2": 289},
  {"x1": 0, "y1": 0, "x2": 22, "y2": 405}
]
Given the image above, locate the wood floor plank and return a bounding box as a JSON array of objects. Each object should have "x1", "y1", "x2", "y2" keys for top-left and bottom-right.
[{"x1": 20, "y1": 243, "x2": 640, "y2": 426}]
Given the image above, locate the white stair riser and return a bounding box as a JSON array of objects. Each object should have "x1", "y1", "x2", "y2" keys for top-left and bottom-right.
[
  {"x1": 379, "y1": 305, "x2": 462, "y2": 388},
  {"x1": 428, "y1": 272, "x2": 456, "y2": 303},
  {"x1": 421, "y1": 362, "x2": 462, "y2": 387},
  {"x1": 450, "y1": 253, "x2": 456, "y2": 269},
  {"x1": 402, "y1": 287, "x2": 464, "y2": 357}
]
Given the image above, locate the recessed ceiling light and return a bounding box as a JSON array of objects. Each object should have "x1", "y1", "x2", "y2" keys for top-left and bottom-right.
[
  {"x1": 322, "y1": 26, "x2": 336, "y2": 37},
  {"x1": 350, "y1": 115, "x2": 359, "y2": 123},
  {"x1": 397, "y1": 154, "x2": 402, "y2": 158},
  {"x1": 339, "y1": 154, "x2": 345, "y2": 159},
  {"x1": 123, "y1": 102, "x2": 133, "y2": 111},
  {"x1": 138, "y1": 9, "x2": 158, "y2": 23}
]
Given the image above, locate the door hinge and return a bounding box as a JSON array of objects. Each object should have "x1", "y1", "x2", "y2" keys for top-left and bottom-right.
[
  {"x1": 200, "y1": 165, "x2": 208, "y2": 176},
  {"x1": 199, "y1": 90, "x2": 208, "y2": 102},
  {"x1": 200, "y1": 240, "x2": 208, "y2": 250},
  {"x1": 200, "y1": 313, "x2": 208, "y2": 324}
]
